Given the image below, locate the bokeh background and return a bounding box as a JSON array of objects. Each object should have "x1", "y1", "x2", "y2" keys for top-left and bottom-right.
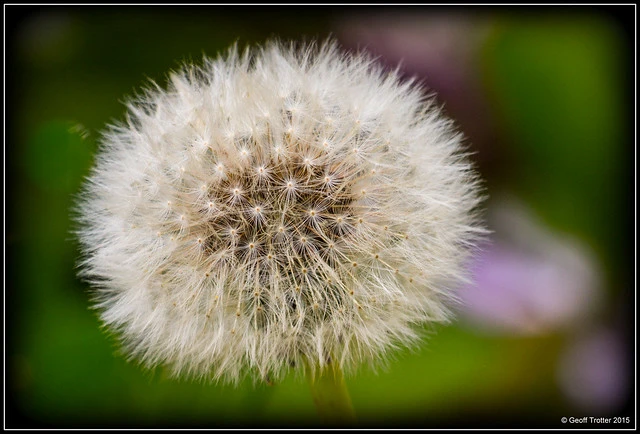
[{"x1": 5, "y1": 5, "x2": 635, "y2": 429}]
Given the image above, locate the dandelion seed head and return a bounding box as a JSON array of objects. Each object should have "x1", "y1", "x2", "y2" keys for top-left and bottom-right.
[{"x1": 75, "y1": 40, "x2": 484, "y2": 384}]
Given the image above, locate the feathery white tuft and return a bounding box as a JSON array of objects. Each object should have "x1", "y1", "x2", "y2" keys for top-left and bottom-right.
[{"x1": 76, "y1": 40, "x2": 484, "y2": 384}]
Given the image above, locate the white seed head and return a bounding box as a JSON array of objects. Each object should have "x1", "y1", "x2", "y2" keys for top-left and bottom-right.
[{"x1": 75, "y1": 40, "x2": 484, "y2": 384}]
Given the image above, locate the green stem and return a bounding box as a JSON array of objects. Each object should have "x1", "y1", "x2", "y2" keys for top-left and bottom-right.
[{"x1": 307, "y1": 361, "x2": 357, "y2": 426}]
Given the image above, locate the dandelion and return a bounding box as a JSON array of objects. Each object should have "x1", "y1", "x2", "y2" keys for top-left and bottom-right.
[{"x1": 75, "y1": 40, "x2": 484, "y2": 420}]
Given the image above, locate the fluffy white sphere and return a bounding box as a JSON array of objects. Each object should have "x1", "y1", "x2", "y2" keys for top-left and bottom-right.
[{"x1": 76, "y1": 40, "x2": 484, "y2": 383}]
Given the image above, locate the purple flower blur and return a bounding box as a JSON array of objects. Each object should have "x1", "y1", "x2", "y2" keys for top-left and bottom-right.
[
  {"x1": 557, "y1": 328, "x2": 630, "y2": 412},
  {"x1": 457, "y1": 197, "x2": 601, "y2": 335}
]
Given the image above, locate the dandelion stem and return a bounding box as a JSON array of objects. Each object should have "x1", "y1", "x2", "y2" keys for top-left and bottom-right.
[{"x1": 307, "y1": 360, "x2": 357, "y2": 426}]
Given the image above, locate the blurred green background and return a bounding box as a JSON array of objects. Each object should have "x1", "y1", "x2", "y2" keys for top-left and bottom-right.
[{"x1": 6, "y1": 5, "x2": 634, "y2": 428}]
